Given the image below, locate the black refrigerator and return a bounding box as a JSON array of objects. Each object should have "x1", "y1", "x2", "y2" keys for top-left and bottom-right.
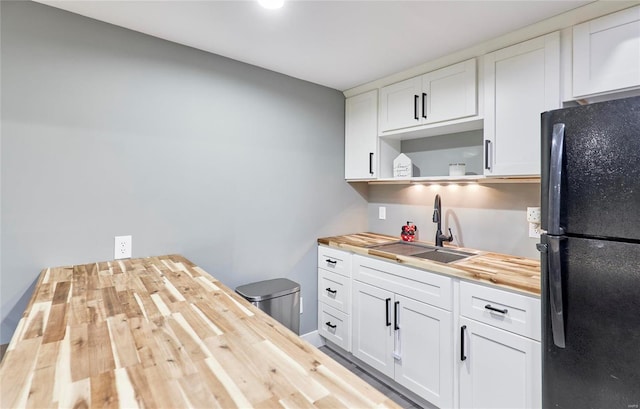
[{"x1": 539, "y1": 95, "x2": 640, "y2": 409}]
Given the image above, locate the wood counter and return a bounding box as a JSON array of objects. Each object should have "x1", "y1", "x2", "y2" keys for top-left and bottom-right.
[
  {"x1": 318, "y1": 232, "x2": 541, "y2": 296},
  {"x1": 0, "y1": 255, "x2": 399, "y2": 409}
]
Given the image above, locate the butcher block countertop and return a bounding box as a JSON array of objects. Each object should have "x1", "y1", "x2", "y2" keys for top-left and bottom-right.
[
  {"x1": 318, "y1": 233, "x2": 541, "y2": 296},
  {"x1": 0, "y1": 255, "x2": 399, "y2": 409}
]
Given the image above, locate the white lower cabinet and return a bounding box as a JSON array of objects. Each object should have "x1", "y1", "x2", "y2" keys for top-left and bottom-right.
[
  {"x1": 317, "y1": 246, "x2": 352, "y2": 351},
  {"x1": 458, "y1": 282, "x2": 541, "y2": 409},
  {"x1": 459, "y1": 318, "x2": 541, "y2": 409},
  {"x1": 317, "y1": 247, "x2": 541, "y2": 409},
  {"x1": 394, "y1": 294, "x2": 453, "y2": 405},
  {"x1": 352, "y1": 256, "x2": 453, "y2": 408},
  {"x1": 351, "y1": 281, "x2": 395, "y2": 377},
  {"x1": 318, "y1": 303, "x2": 350, "y2": 351}
]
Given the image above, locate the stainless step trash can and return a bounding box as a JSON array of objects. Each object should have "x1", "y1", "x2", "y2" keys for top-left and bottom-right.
[{"x1": 236, "y1": 278, "x2": 300, "y2": 334}]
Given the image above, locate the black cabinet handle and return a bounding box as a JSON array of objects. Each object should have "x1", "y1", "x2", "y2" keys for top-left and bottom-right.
[
  {"x1": 548, "y1": 123, "x2": 566, "y2": 236},
  {"x1": 369, "y1": 152, "x2": 374, "y2": 175},
  {"x1": 385, "y1": 298, "x2": 391, "y2": 327},
  {"x1": 325, "y1": 321, "x2": 337, "y2": 329},
  {"x1": 414, "y1": 95, "x2": 419, "y2": 120},
  {"x1": 461, "y1": 325, "x2": 467, "y2": 361},
  {"x1": 485, "y1": 304, "x2": 508, "y2": 314},
  {"x1": 394, "y1": 301, "x2": 400, "y2": 330},
  {"x1": 325, "y1": 259, "x2": 337, "y2": 265},
  {"x1": 548, "y1": 236, "x2": 566, "y2": 348},
  {"x1": 326, "y1": 288, "x2": 337, "y2": 294},
  {"x1": 422, "y1": 93, "x2": 427, "y2": 119},
  {"x1": 484, "y1": 140, "x2": 491, "y2": 170}
]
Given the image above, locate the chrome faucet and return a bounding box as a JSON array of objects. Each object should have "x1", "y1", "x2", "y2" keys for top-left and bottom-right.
[{"x1": 433, "y1": 194, "x2": 453, "y2": 247}]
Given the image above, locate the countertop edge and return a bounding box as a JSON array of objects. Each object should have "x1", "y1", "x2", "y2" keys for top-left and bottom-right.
[{"x1": 318, "y1": 233, "x2": 541, "y2": 297}]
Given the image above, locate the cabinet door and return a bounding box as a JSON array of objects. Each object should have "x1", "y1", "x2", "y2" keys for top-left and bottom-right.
[
  {"x1": 379, "y1": 77, "x2": 422, "y2": 132},
  {"x1": 484, "y1": 32, "x2": 560, "y2": 176},
  {"x1": 351, "y1": 280, "x2": 394, "y2": 378},
  {"x1": 459, "y1": 317, "x2": 541, "y2": 409},
  {"x1": 345, "y1": 90, "x2": 378, "y2": 179},
  {"x1": 573, "y1": 5, "x2": 640, "y2": 98},
  {"x1": 423, "y1": 59, "x2": 477, "y2": 125},
  {"x1": 394, "y1": 295, "x2": 453, "y2": 408}
]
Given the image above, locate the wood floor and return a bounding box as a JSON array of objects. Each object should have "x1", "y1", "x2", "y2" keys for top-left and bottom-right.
[{"x1": 318, "y1": 346, "x2": 423, "y2": 409}]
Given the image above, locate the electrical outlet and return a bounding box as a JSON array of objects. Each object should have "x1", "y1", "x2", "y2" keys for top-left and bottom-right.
[
  {"x1": 114, "y1": 235, "x2": 132, "y2": 259},
  {"x1": 528, "y1": 223, "x2": 542, "y2": 238},
  {"x1": 300, "y1": 297, "x2": 303, "y2": 314},
  {"x1": 379, "y1": 206, "x2": 386, "y2": 220},
  {"x1": 527, "y1": 207, "x2": 541, "y2": 223}
]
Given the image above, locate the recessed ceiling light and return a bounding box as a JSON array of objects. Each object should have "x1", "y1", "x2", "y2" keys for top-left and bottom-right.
[{"x1": 258, "y1": 0, "x2": 284, "y2": 9}]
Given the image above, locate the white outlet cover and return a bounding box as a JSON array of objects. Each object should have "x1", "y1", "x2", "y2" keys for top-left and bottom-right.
[
  {"x1": 379, "y1": 206, "x2": 386, "y2": 220},
  {"x1": 527, "y1": 207, "x2": 541, "y2": 223},
  {"x1": 114, "y1": 235, "x2": 132, "y2": 259},
  {"x1": 528, "y1": 223, "x2": 542, "y2": 239}
]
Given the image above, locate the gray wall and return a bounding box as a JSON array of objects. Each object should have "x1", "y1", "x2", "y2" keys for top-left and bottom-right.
[
  {"x1": 368, "y1": 183, "x2": 541, "y2": 258},
  {"x1": 0, "y1": 1, "x2": 368, "y2": 344},
  {"x1": 401, "y1": 130, "x2": 484, "y2": 177}
]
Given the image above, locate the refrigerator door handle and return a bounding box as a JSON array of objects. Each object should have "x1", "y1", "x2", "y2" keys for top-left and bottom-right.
[
  {"x1": 548, "y1": 123, "x2": 565, "y2": 235},
  {"x1": 548, "y1": 236, "x2": 566, "y2": 348}
]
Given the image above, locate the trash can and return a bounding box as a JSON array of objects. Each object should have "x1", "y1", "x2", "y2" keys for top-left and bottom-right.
[{"x1": 236, "y1": 278, "x2": 300, "y2": 334}]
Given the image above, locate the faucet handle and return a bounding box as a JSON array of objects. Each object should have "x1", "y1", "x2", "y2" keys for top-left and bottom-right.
[{"x1": 447, "y1": 228, "x2": 454, "y2": 242}]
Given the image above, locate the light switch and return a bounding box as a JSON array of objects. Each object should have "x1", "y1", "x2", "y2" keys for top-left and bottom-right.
[{"x1": 379, "y1": 206, "x2": 386, "y2": 220}]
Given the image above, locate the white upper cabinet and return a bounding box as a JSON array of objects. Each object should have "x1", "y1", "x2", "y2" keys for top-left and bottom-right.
[
  {"x1": 573, "y1": 5, "x2": 640, "y2": 98},
  {"x1": 379, "y1": 59, "x2": 477, "y2": 133},
  {"x1": 423, "y1": 60, "x2": 478, "y2": 124},
  {"x1": 378, "y1": 77, "x2": 423, "y2": 132},
  {"x1": 484, "y1": 32, "x2": 560, "y2": 177},
  {"x1": 345, "y1": 90, "x2": 378, "y2": 179}
]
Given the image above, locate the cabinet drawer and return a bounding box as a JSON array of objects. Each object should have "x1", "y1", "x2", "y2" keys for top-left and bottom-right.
[
  {"x1": 353, "y1": 254, "x2": 452, "y2": 311},
  {"x1": 460, "y1": 281, "x2": 540, "y2": 341},
  {"x1": 318, "y1": 246, "x2": 351, "y2": 277},
  {"x1": 318, "y1": 269, "x2": 350, "y2": 313},
  {"x1": 318, "y1": 303, "x2": 350, "y2": 351}
]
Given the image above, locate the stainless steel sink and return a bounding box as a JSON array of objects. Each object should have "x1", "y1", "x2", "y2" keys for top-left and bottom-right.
[
  {"x1": 411, "y1": 249, "x2": 474, "y2": 263},
  {"x1": 367, "y1": 241, "x2": 436, "y2": 255},
  {"x1": 368, "y1": 241, "x2": 475, "y2": 263}
]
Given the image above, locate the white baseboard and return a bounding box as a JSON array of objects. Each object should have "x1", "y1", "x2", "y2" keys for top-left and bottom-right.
[{"x1": 300, "y1": 330, "x2": 324, "y2": 348}]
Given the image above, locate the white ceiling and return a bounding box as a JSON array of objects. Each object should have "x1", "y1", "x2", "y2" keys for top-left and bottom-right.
[{"x1": 36, "y1": 0, "x2": 593, "y2": 91}]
